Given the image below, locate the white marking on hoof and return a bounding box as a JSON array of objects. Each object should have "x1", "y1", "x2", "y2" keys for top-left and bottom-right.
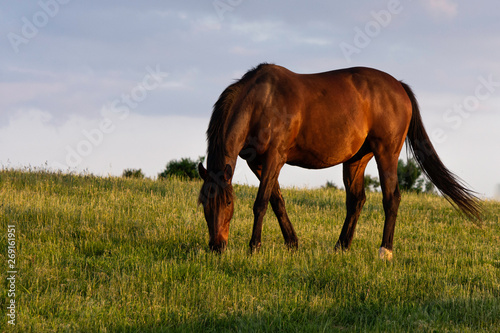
[{"x1": 379, "y1": 247, "x2": 393, "y2": 261}]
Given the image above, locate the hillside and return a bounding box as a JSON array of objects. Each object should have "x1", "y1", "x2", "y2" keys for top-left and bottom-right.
[{"x1": 0, "y1": 169, "x2": 499, "y2": 332}]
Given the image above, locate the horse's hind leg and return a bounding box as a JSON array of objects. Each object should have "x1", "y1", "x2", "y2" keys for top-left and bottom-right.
[
  {"x1": 247, "y1": 160, "x2": 298, "y2": 249},
  {"x1": 269, "y1": 183, "x2": 299, "y2": 249},
  {"x1": 374, "y1": 153, "x2": 401, "y2": 260},
  {"x1": 335, "y1": 153, "x2": 373, "y2": 251}
]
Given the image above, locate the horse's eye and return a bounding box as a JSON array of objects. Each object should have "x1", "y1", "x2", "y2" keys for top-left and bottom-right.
[{"x1": 227, "y1": 201, "x2": 232, "y2": 206}]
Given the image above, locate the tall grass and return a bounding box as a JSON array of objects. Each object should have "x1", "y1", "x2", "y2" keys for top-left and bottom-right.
[{"x1": 0, "y1": 169, "x2": 499, "y2": 332}]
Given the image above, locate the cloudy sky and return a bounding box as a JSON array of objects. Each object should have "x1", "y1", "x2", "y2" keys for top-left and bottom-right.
[{"x1": 1, "y1": 0, "x2": 499, "y2": 198}]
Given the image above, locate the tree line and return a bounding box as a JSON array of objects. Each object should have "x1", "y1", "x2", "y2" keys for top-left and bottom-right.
[
  {"x1": 122, "y1": 157, "x2": 205, "y2": 180},
  {"x1": 124, "y1": 157, "x2": 435, "y2": 193}
]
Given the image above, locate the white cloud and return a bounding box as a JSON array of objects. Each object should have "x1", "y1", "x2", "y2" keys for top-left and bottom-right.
[
  {"x1": 290, "y1": 36, "x2": 332, "y2": 46},
  {"x1": 230, "y1": 20, "x2": 286, "y2": 42},
  {"x1": 0, "y1": 81, "x2": 64, "y2": 112},
  {"x1": 0, "y1": 109, "x2": 62, "y2": 168},
  {"x1": 229, "y1": 46, "x2": 261, "y2": 56},
  {"x1": 159, "y1": 68, "x2": 199, "y2": 91},
  {"x1": 422, "y1": 0, "x2": 458, "y2": 19},
  {"x1": 193, "y1": 16, "x2": 222, "y2": 32}
]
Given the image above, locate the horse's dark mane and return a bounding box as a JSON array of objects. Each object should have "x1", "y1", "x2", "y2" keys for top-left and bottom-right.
[
  {"x1": 199, "y1": 63, "x2": 271, "y2": 208},
  {"x1": 205, "y1": 63, "x2": 271, "y2": 172}
]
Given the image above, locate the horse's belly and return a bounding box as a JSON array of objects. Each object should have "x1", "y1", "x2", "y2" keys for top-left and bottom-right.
[
  {"x1": 286, "y1": 136, "x2": 364, "y2": 169},
  {"x1": 284, "y1": 98, "x2": 369, "y2": 169}
]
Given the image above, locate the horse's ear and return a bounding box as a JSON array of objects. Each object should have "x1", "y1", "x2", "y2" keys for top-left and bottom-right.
[
  {"x1": 224, "y1": 164, "x2": 233, "y2": 182},
  {"x1": 198, "y1": 163, "x2": 208, "y2": 180}
]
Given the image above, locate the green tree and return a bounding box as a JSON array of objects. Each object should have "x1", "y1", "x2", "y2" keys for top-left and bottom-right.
[
  {"x1": 364, "y1": 175, "x2": 380, "y2": 192},
  {"x1": 397, "y1": 158, "x2": 422, "y2": 192},
  {"x1": 158, "y1": 156, "x2": 205, "y2": 180},
  {"x1": 397, "y1": 158, "x2": 434, "y2": 193},
  {"x1": 323, "y1": 181, "x2": 339, "y2": 190},
  {"x1": 122, "y1": 169, "x2": 145, "y2": 179}
]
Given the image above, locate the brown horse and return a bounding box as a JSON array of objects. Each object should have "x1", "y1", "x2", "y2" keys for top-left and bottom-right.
[{"x1": 198, "y1": 63, "x2": 480, "y2": 258}]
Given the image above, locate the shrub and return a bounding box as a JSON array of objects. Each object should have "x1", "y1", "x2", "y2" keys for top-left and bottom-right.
[
  {"x1": 323, "y1": 181, "x2": 339, "y2": 189},
  {"x1": 122, "y1": 169, "x2": 145, "y2": 179},
  {"x1": 158, "y1": 156, "x2": 204, "y2": 180}
]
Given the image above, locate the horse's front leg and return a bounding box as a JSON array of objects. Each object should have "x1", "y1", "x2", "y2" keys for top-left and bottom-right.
[
  {"x1": 249, "y1": 156, "x2": 284, "y2": 252},
  {"x1": 246, "y1": 160, "x2": 298, "y2": 250}
]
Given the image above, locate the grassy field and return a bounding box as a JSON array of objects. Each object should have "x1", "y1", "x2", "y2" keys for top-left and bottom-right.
[{"x1": 1, "y1": 169, "x2": 499, "y2": 332}]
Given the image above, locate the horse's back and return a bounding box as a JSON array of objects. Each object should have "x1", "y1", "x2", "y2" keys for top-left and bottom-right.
[{"x1": 238, "y1": 64, "x2": 412, "y2": 168}]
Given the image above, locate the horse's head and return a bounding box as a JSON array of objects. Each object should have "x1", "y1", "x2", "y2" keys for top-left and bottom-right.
[{"x1": 198, "y1": 163, "x2": 234, "y2": 253}]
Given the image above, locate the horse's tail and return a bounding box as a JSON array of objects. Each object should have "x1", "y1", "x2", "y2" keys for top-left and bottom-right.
[{"x1": 400, "y1": 81, "x2": 481, "y2": 220}]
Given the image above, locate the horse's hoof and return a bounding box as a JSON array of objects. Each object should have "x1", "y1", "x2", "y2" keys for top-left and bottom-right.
[
  {"x1": 249, "y1": 242, "x2": 261, "y2": 254},
  {"x1": 285, "y1": 240, "x2": 299, "y2": 251},
  {"x1": 379, "y1": 247, "x2": 393, "y2": 261},
  {"x1": 334, "y1": 240, "x2": 348, "y2": 252}
]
